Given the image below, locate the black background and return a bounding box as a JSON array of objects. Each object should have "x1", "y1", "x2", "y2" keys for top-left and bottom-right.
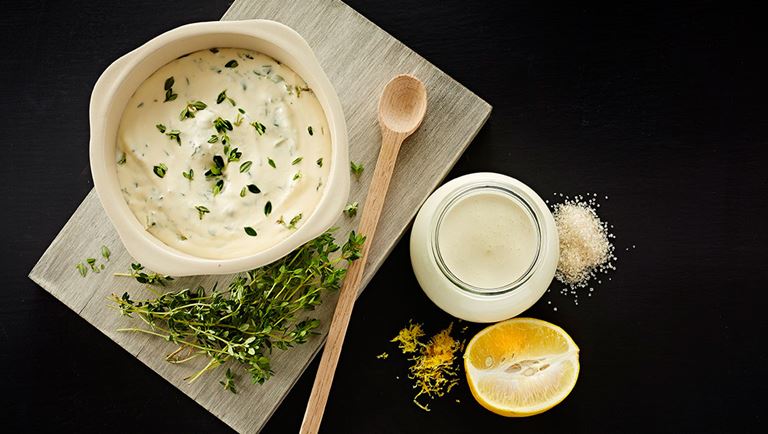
[{"x1": 2, "y1": 1, "x2": 766, "y2": 432}]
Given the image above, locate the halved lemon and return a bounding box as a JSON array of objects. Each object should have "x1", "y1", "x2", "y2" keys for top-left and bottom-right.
[{"x1": 464, "y1": 317, "x2": 580, "y2": 417}]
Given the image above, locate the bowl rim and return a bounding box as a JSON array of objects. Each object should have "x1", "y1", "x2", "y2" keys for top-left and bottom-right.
[{"x1": 89, "y1": 19, "x2": 349, "y2": 276}]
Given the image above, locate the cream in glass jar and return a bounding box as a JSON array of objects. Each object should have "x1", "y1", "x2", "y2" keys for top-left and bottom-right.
[{"x1": 410, "y1": 173, "x2": 559, "y2": 322}]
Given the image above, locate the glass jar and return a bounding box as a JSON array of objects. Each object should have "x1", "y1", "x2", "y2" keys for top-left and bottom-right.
[{"x1": 410, "y1": 173, "x2": 559, "y2": 322}]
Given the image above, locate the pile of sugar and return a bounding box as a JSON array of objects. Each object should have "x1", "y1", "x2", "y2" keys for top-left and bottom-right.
[{"x1": 552, "y1": 195, "x2": 615, "y2": 290}]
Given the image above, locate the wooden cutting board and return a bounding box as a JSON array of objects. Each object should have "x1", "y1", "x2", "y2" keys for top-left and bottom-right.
[{"x1": 28, "y1": 0, "x2": 491, "y2": 432}]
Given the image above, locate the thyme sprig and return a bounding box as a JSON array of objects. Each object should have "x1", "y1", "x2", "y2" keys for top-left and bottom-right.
[
  {"x1": 114, "y1": 263, "x2": 174, "y2": 286},
  {"x1": 111, "y1": 231, "x2": 365, "y2": 389}
]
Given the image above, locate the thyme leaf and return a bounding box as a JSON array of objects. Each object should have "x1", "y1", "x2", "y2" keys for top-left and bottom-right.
[
  {"x1": 195, "y1": 205, "x2": 210, "y2": 220},
  {"x1": 343, "y1": 202, "x2": 358, "y2": 218},
  {"x1": 350, "y1": 161, "x2": 364, "y2": 177},
  {"x1": 250, "y1": 121, "x2": 266, "y2": 136},
  {"x1": 216, "y1": 90, "x2": 236, "y2": 106},
  {"x1": 153, "y1": 163, "x2": 168, "y2": 178},
  {"x1": 101, "y1": 245, "x2": 111, "y2": 261},
  {"x1": 166, "y1": 130, "x2": 181, "y2": 145},
  {"x1": 214, "y1": 117, "x2": 233, "y2": 133},
  {"x1": 180, "y1": 100, "x2": 207, "y2": 120}
]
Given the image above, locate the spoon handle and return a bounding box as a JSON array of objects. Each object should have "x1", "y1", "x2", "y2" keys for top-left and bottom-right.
[{"x1": 300, "y1": 129, "x2": 405, "y2": 434}]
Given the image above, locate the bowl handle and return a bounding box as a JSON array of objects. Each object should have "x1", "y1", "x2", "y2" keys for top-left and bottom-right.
[
  {"x1": 88, "y1": 50, "x2": 139, "y2": 126},
  {"x1": 235, "y1": 19, "x2": 322, "y2": 65}
]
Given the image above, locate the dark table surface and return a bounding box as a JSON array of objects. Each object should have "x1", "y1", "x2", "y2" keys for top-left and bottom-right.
[{"x1": 2, "y1": 0, "x2": 766, "y2": 432}]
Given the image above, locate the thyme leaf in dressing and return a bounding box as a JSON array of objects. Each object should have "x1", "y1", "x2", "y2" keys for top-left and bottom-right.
[
  {"x1": 225, "y1": 146, "x2": 242, "y2": 162},
  {"x1": 234, "y1": 112, "x2": 244, "y2": 127},
  {"x1": 277, "y1": 213, "x2": 303, "y2": 230},
  {"x1": 216, "y1": 89, "x2": 236, "y2": 106},
  {"x1": 180, "y1": 100, "x2": 208, "y2": 120},
  {"x1": 213, "y1": 155, "x2": 225, "y2": 170},
  {"x1": 153, "y1": 163, "x2": 168, "y2": 178},
  {"x1": 250, "y1": 120, "x2": 266, "y2": 136},
  {"x1": 214, "y1": 117, "x2": 233, "y2": 133},
  {"x1": 290, "y1": 213, "x2": 303, "y2": 228},
  {"x1": 166, "y1": 130, "x2": 181, "y2": 145},
  {"x1": 195, "y1": 205, "x2": 210, "y2": 220},
  {"x1": 163, "y1": 76, "x2": 178, "y2": 102},
  {"x1": 213, "y1": 179, "x2": 224, "y2": 196},
  {"x1": 239, "y1": 161, "x2": 253, "y2": 173}
]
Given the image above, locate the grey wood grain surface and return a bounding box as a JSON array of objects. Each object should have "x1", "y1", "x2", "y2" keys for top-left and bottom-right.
[{"x1": 28, "y1": 0, "x2": 490, "y2": 432}]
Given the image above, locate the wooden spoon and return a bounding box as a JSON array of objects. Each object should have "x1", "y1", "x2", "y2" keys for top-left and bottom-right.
[{"x1": 300, "y1": 74, "x2": 427, "y2": 434}]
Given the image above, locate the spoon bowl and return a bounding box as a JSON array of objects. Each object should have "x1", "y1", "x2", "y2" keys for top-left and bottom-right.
[{"x1": 378, "y1": 74, "x2": 427, "y2": 135}]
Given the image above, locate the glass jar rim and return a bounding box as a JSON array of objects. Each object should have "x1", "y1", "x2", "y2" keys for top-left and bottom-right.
[{"x1": 429, "y1": 181, "x2": 543, "y2": 296}]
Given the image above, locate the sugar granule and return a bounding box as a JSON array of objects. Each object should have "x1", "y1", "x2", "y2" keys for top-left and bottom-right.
[{"x1": 552, "y1": 195, "x2": 616, "y2": 290}]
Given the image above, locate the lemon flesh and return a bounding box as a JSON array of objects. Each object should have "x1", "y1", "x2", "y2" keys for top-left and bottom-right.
[{"x1": 464, "y1": 317, "x2": 580, "y2": 416}]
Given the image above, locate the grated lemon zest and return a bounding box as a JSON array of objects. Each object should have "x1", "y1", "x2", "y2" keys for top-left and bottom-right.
[
  {"x1": 393, "y1": 322, "x2": 463, "y2": 411},
  {"x1": 390, "y1": 321, "x2": 425, "y2": 353}
]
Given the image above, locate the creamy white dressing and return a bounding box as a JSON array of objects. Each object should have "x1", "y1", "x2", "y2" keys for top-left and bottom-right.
[
  {"x1": 116, "y1": 48, "x2": 331, "y2": 259},
  {"x1": 437, "y1": 191, "x2": 538, "y2": 288}
]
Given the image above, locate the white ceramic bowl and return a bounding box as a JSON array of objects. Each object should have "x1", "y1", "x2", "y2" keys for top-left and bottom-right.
[{"x1": 89, "y1": 20, "x2": 349, "y2": 276}]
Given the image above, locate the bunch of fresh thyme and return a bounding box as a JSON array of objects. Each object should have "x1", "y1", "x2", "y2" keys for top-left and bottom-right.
[{"x1": 111, "y1": 230, "x2": 364, "y2": 391}]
